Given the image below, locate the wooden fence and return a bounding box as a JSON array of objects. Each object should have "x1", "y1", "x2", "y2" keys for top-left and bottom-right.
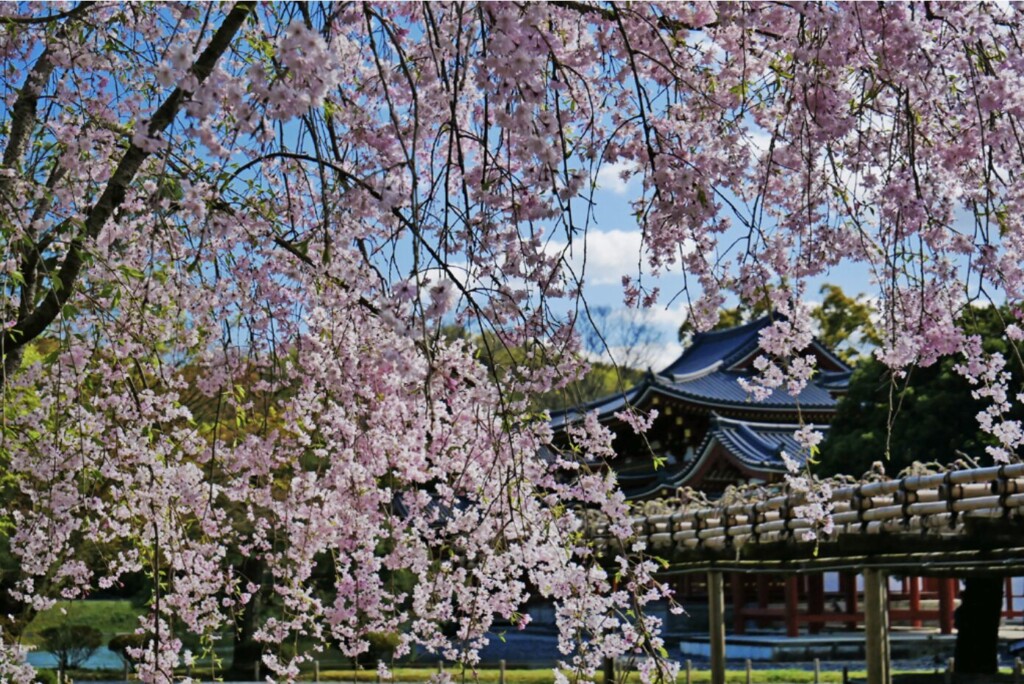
[{"x1": 584, "y1": 463, "x2": 1024, "y2": 684}]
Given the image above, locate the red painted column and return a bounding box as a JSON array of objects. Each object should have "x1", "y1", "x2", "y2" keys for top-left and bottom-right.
[
  {"x1": 784, "y1": 576, "x2": 800, "y2": 637},
  {"x1": 909, "y1": 576, "x2": 922, "y2": 628},
  {"x1": 732, "y1": 572, "x2": 747, "y2": 634},
  {"x1": 757, "y1": 575, "x2": 770, "y2": 627},
  {"x1": 842, "y1": 572, "x2": 859, "y2": 631},
  {"x1": 938, "y1": 578, "x2": 956, "y2": 635}
]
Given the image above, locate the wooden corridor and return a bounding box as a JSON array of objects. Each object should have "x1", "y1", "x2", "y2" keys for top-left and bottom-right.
[{"x1": 587, "y1": 462, "x2": 1024, "y2": 684}]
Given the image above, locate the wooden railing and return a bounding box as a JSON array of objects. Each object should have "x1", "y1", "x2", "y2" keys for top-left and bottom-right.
[{"x1": 588, "y1": 463, "x2": 1024, "y2": 572}]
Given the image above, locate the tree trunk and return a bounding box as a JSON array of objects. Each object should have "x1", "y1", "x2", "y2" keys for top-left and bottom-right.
[
  {"x1": 225, "y1": 555, "x2": 264, "y2": 681},
  {"x1": 953, "y1": 576, "x2": 1003, "y2": 676}
]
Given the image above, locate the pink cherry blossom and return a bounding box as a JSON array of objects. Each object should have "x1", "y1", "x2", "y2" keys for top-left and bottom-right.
[{"x1": 1, "y1": 4, "x2": 1023, "y2": 683}]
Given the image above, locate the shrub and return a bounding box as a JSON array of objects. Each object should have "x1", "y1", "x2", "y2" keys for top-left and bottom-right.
[
  {"x1": 108, "y1": 632, "x2": 147, "y2": 667},
  {"x1": 33, "y1": 670, "x2": 58, "y2": 684},
  {"x1": 359, "y1": 631, "x2": 400, "y2": 666}
]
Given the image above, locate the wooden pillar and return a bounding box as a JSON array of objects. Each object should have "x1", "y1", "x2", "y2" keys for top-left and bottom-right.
[
  {"x1": 602, "y1": 657, "x2": 614, "y2": 684},
  {"x1": 732, "y1": 572, "x2": 747, "y2": 634},
  {"x1": 938, "y1": 577, "x2": 956, "y2": 635},
  {"x1": 808, "y1": 573, "x2": 825, "y2": 635},
  {"x1": 708, "y1": 571, "x2": 726, "y2": 684},
  {"x1": 909, "y1": 576, "x2": 922, "y2": 628},
  {"x1": 784, "y1": 575, "x2": 800, "y2": 637},
  {"x1": 864, "y1": 569, "x2": 891, "y2": 684}
]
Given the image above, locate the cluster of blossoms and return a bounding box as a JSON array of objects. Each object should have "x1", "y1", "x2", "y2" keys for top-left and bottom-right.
[
  {"x1": 0, "y1": 3, "x2": 1023, "y2": 683},
  {"x1": 780, "y1": 424, "x2": 834, "y2": 543}
]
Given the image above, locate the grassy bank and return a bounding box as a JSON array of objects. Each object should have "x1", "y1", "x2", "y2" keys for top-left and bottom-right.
[
  {"x1": 22, "y1": 600, "x2": 141, "y2": 646},
  {"x1": 56, "y1": 667, "x2": 958, "y2": 683},
  {"x1": 313, "y1": 668, "x2": 865, "y2": 683}
]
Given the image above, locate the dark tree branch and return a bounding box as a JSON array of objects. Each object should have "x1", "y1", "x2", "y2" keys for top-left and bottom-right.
[
  {"x1": 0, "y1": 1, "x2": 256, "y2": 369},
  {"x1": 0, "y1": 1, "x2": 95, "y2": 26}
]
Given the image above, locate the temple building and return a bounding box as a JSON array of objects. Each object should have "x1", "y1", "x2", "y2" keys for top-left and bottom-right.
[
  {"x1": 549, "y1": 316, "x2": 1003, "y2": 641},
  {"x1": 551, "y1": 315, "x2": 852, "y2": 499}
]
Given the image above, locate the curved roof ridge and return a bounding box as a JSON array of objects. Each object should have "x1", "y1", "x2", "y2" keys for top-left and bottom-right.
[
  {"x1": 658, "y1": 315, "x2": 773, "y2": 377},
  {"x1": 547, "y1": 378, "x2": 651, "y2": 429},
  {"x1": 669, "y1": 359, "x2": 723, "y2": 382},
  {"x1": 713, "y1": 414, "x2": 811, "y2": 430},
  {"x1": 690, "y1": 314, "x2": 775, "y2": 339}
]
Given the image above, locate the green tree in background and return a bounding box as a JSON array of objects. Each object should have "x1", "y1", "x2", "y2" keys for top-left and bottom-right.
[
  {"x1": 820, "y1": 305, "x2": 1023, "y2": 478},
  {"x1": 812, "y1": 285, "x2": 879, "y2": 363}
]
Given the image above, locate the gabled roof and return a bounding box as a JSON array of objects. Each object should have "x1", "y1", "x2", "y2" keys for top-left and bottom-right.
[
  {"x1": 698, "y1": 415, "x2": 810, "y2": 469},
  {"x1": 660, "y1": 317, "x2": 774, "y2": 378},
  {"x1": 549, "y1": 381, "x2": 651, "y2": 430},
  {"x1": 661, "y1": 315, "x2": 851, "y2": 379},
  {"x1": 624, "y1": 414, "x2": 822, "y2": 498}
]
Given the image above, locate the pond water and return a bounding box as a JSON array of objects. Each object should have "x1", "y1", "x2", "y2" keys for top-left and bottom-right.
[{"x1": 27, "y1": 645, "x2": 125, "y2": 670}]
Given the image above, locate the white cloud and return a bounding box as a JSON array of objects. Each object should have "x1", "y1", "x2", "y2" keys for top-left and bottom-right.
[
  {"x1": 595, "y1": 160, "x2": 638, "y2": 195},
  {"x1": 640, "y1": 299, "x2": 691, "y2": 330},
  {"x1": 550, "y1": 228, "x2": 645, "y2": 286},
  {"x1": 646, "y1": 340, "x2": 685, "y2": 370},
  {"x1": 551, "y1": 227, "x2": 696, "y2": 288},
  {"x1": 747, "y1": 128, "x2": 772, "y2": 157},
  {"x1": 588, "y1": 339, "x2": 683, "y2": 373}
]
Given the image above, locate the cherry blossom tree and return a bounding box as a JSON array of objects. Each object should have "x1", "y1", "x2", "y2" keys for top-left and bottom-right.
[{"x1": 1, "y1": 2, "x2": 1023, "y2": 682}]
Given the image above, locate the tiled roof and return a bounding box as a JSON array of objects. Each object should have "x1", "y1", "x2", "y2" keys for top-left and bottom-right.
[
  {"x1": 652, "y1": 370, "x2": 840, "y2": 409},
  {"x1": 660, "y1": 317, "x2": 772, "y2": 377},
  {"x1": 623, "y1": 415, "x2": 823, "y2": 498},
  {"x1": 549, "y1": 316, "x2": 851, "y2": 428},
  {"x1": 548, "y1": 382, "x2": 650, "y2": 429},
  {"x1": 701, "y1": 415, "x2": 812, "y2": 469}
]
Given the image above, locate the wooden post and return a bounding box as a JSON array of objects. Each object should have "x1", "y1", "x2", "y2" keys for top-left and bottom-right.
[
  {"x1": 500, "y1": 659, "x2": 506, "y2": 684},
  {"x1": 784, "y1": 575, "x2": 800, "y2": 637},
  {"x1": 864, "y1": 568, "x2": 891, "y2": 684},
  {"x1": 315, "y1": 660, "x2": 320, "y2": 683},
  {"x1": 685, "y1": 659, "x2": 692, "y2": 684},
  {"x1": 814, "y1": 658, "x2": 821, "y2": 684},
  {"x1": 745, "y1": 658, "x2": 752, "y2": 684},
  {"x1": 708, "y1": 571, "x2": 726, "y2": 684},
  {"x1": 842, "y1": 665, "x2": 849, "y2": 684},
  {"x1": 1014, "y1": 656, "x2": 1022, "y2": 684},
  {"x1": 938, "y1": 578, "x2": 956, "y2": 635},
  {"x1": 602, "y1": 656, "x2": 614, "y2": 684},
  {"x1": 732, "y1": 572, "x2": 747, "y2": 634},
  {"x1": 255, "y1": 659, "x2": 260, "y2": 681},
  {"x1": 909, "y1": 576, "x2": 922, "y2": 628},
  {"x1": 438, "y1": 660, "x2": 445, "y2": 675}
]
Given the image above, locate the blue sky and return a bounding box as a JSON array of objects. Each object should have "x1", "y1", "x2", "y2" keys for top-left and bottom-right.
[{"x1": 563, "y1": 164, "x2": 878, "y2": 371}]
